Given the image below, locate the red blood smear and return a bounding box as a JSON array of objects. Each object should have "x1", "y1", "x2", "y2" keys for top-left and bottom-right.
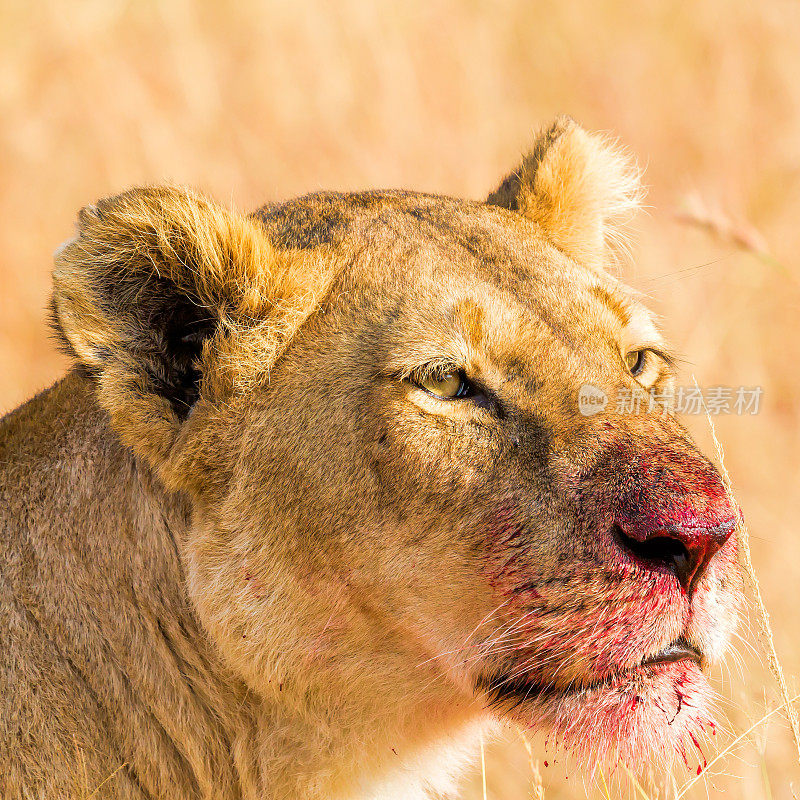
[
  {"x1": 544, "y1": 761, "x2": 548, "y2": 767},
  {"x1": 689, "y1": 731, "x2": 706, "y2": 764}
]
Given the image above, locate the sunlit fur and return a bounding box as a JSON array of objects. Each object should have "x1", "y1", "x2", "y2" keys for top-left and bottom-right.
[
  {"x1": 51, "y1": 186, "x2": 337, "y2": 474},
  {"x1": 0, "y1": 119, "x2": 740, "y2": 799},
  {"x1": 487, "y1": 115, "x2": 644, "y2": 268}
]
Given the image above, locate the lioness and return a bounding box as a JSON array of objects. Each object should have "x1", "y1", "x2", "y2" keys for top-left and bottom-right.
[{"x1": 0, "y1": 118, "x2": 740, "y2": 799}]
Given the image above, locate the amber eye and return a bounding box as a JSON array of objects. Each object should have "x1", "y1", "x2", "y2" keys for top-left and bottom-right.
[
  {"x1": 417, "y1": 370, "x2": 473, "y2": 399},
  {"x1": 625, "y1": 349, "x2": 647, "y2": 377}
]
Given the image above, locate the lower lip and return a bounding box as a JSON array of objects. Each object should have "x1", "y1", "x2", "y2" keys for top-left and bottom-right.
[
  {"x1": 643, "y1": 651, "x2": 703, "y2": 668},
  {"x1": 487, "y1": 655, "x2": 700, "y2": 705}
]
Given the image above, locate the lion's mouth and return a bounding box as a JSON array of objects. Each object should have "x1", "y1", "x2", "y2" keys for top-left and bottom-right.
[
  {"x1": 477, "y1": 636, "x2": 715, "y2": 766},
  {"x1": 479, "y1": 636, "x2": 704, "y2": 708}
]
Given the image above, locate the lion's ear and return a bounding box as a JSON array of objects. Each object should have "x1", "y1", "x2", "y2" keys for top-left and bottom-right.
[
  {"x1": 486, "y1": 116, "x2": 644, "y2": 267},
  {"x1": 51, "y1": 185, "x2": 331, "y2": 473}
]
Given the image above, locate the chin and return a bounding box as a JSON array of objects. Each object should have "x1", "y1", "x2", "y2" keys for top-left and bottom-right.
[{"x1": 489, "y1": 659, "x2": 718, "y2": 772}]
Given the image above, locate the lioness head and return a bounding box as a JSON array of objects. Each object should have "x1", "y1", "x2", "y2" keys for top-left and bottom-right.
[{"x1": 51, "y1": 117, "x2": 740, "y2": 784}]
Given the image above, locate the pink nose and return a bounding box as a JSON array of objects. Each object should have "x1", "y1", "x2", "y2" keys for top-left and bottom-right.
[{"x1": 614, "y1": 509, "x2": 736, "y2": 593}]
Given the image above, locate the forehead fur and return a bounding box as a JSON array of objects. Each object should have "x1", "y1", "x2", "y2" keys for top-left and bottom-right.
[{"x1": 256, "y1": 188, "x2": 640, "y2": 319}]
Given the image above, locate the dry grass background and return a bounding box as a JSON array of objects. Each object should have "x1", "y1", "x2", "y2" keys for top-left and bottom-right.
[{"x1": 1, "y1": 0, "x2": 800, "y2": 797}]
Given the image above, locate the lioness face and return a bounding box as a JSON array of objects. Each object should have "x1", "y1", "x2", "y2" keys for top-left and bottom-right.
[
  {"x1": 52, "y1": 118, "x2": 741, "y2": 778},
  {"x1": 219, "y1": 197, "x2": 739, "y2": 768}
]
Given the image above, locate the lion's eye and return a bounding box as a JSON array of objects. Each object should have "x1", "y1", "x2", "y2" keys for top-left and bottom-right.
[
  {"x1": 625, "y1": 349, "x2": 647, "y2": 377},
  {"x1": 417, "y1": 370, "x2": 473, "y2": 399}
]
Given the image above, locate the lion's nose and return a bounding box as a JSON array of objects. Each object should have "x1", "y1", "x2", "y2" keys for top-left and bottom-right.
[{"x1": 614, "y1": 511, "x2": 736, "y2": 594}]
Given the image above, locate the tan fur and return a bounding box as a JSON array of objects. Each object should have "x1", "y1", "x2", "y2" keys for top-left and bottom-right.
[
  {"x1": 487, "y1": 115, "x2": 644, "y2": 267},
  {"x1": 1, "y1": 120, "x2": 740, "y2": 799}
]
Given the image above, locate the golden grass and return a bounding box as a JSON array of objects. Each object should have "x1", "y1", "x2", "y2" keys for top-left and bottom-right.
[
  {"x1": 697, "y1": 377, "x2": 800, "y2": 767},
  {"x1": 2, "y1": 1, "x2": 799, "y2": 797},
  {"x1": 676, "y1": 694, "x2": 800, "y2": 799}
]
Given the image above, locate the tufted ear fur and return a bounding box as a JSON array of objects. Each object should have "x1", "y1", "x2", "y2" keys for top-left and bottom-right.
[
  {"x1": 486, "y1": 116, "x2": 644, "y2": 268},
  {"x1": 51, "y1": 185, "x2": 334, "y2": 473}
]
